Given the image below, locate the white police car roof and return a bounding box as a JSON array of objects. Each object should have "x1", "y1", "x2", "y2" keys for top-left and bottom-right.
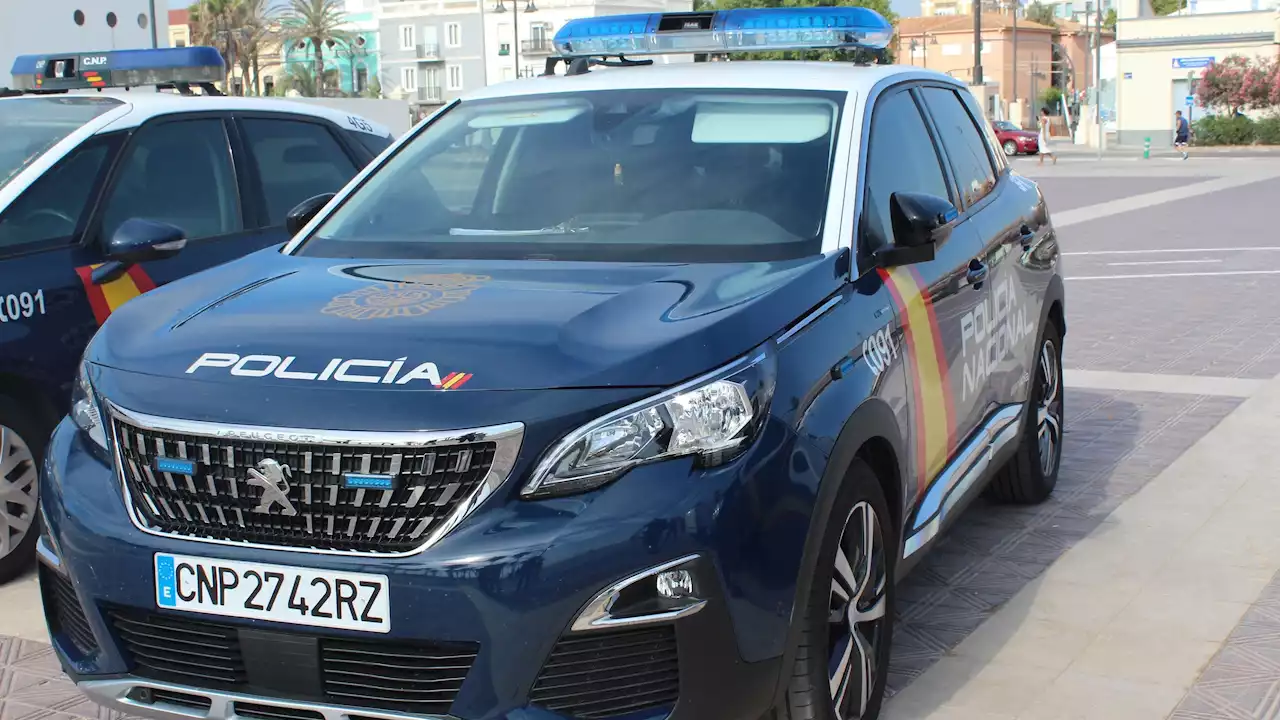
[
  {"x1": 2, "y1": 91, "x2": 391, "y2": 137},
  {"x1": 465, "y1": 61, "x2": 962, "y2": 103}
]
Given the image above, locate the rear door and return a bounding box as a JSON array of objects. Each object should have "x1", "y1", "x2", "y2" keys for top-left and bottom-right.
[
  {"x1": 921, "y1": 87, "x2": 1040, "y2": 413},
  {"x1": 859, "y1": 84, "x2": 990, "y2": 506}
]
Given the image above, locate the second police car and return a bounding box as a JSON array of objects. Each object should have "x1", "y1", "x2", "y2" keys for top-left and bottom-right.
[
  {"x1": 40, "y1": 9, "x2": 1064, "y2": 720},
  {"x1": 0, "y1": 47, "x2": 394, "y2": 581}
]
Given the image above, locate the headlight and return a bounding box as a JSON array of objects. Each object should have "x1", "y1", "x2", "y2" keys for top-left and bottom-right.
[
  {"x1": 71, "y1": 359, "x2": 108, "y2": 450},
  {"x1": 523, "y1": 346, "x2": 776, "y2": 498}
]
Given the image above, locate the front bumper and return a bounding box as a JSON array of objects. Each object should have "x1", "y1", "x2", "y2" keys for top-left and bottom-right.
[{"x1": 40, "y1": 415, "x2": 798, "y2": 720}]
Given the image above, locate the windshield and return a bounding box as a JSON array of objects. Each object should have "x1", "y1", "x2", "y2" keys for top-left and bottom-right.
[
  {"x1": 993, "y1": 121, "x2": 1019, "y2": 132},
  {"x1": 297, "y1": 88, "x2": 845, "y2": 263},
  {"x1": 0, "y1": 97, "x2": 122, "y2": 190}
]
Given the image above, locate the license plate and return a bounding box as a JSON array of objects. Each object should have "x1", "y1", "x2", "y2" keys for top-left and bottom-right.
[{"x1": 154, "y1": 553, "x2": 390, "y2": 633}]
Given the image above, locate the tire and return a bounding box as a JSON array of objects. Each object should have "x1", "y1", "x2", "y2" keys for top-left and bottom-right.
[
  {"x1": 986, "y1": 320, "x2": 1064, "y2": 505},
  {"x1": 784, "y1": 459, "x2": 895, "y2": 720},
  {"x1": 1003, "y1": 140, "x2": 1019, "y2": 157},
  {"x1": 0, "y1": 394, "x2": 45, "y2": 585}
]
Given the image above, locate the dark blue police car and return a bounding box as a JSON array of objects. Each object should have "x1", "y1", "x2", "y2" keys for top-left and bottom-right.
[
  {"x1": 0, "y1": 47, "x2": 392, "y2": 581},
  {"x1": 39, "y1": 10, "x2": 1064, "y2": 720}
]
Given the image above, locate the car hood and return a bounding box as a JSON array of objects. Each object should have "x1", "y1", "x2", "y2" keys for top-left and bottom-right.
[{"x1": 90, "y1": 248, "x2": 841, "y2": 392}]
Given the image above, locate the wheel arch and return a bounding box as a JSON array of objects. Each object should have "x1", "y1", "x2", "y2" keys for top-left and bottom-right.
[
  {"x1": 0, "y1": 371, "x2": 60, "y2": 433},
  {"x1": 770, "y1": 396, "x2": 907, "y2": 711}
]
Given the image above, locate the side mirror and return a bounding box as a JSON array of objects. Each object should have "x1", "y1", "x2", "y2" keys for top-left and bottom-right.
[
  {"x1": 286, "y1": 193, "x2": 336, "y2": 236},
  {"x1": 874, "y1": 191, "x2": 958, "y2": 268},
  {"x1": 92, "y1": 218, "x2": 187, "y2": 285}
]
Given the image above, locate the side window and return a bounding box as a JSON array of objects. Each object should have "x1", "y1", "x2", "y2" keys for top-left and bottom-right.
[
  {"x1": 861, "y1": 89, "x2": 951, "y2": 254},
  {"x1": 101, "y1": 119, "x2": 241, "y2": 242},
  {"x1": 919, "y1": 87, "x2": 997, "y2": 209},
  {"x1": 241, "y1": 118, "x2": 360, "y2": 226},
  {"x1": 0, "y1": 139, "x2": 115, "y2": 253},
  {"x1": 421, "y1": 127, "x2": 504, "y2": 215},
  {"x1": 344, "y1": 129, "x2": 393, "y2": 157}
]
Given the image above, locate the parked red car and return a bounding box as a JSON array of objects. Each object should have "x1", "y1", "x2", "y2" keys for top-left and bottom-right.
[{"x1": 992, "y1": 120, "x2": 1039, "y2": 156}]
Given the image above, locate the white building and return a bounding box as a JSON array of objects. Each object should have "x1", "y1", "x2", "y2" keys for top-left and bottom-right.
[{"x1": 1, "y1": 0, "x2": 169, "y2": 88}]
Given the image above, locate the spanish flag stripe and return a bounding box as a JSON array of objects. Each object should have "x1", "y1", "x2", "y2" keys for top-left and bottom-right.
[
  {"x1": 440, "y1": 372, "x2": 461, "y2": 389},
  {"x1": 910, "y1": 267, "x2": 958, "y2": 457},
  {"x1": 74, "y1": 265, "x2": 112, "y2": 326},
  {"x1": 452, "y1": 373, "x2": 472, "y2": 389},
  {"x1": 74, "y1": 264, "x2": 159, "y2": 325},
  {"x1": 878, "y1": 269, "x2": 929, "y2": 495},
  {"x1": 879, "y1": 268, "x2": 954, "y2": 499}
]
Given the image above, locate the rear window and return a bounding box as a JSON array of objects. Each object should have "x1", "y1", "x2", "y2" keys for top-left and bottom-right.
[
  {"x1": 345, "y1": 129, "x2": 394, "y2": 157},
  {"x1": 298, "y1": 88, "x2": 845, "y2": 263},
  {"x1": 0, "y1": 96, "x2": 122, "y2": 190}
]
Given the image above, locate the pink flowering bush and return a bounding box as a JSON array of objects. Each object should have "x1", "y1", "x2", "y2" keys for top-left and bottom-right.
[{"x1": 1198, "y1": 55, "x2": 1280, "y2": 113}]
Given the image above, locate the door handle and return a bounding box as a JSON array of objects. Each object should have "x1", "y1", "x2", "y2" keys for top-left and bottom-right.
[
  {"x1": 1019, "y1": 224, "x2": 1035, "y2": 249},
  {"x1": 967, "y1": 259, "x2": 988, "y2": 289}
]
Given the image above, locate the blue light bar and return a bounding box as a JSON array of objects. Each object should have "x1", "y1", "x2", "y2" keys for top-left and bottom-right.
[
  {"x1": 552, "y1": 7, "x2": 893, "y2": 58},
  {"x1": 9, "y1": 47, "x2": 225, "y2": 91}
]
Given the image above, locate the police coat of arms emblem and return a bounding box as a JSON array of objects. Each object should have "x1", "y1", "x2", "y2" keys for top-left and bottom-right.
[{"x1": 322, "y1": 273, "x2": 489, "y2": 320}]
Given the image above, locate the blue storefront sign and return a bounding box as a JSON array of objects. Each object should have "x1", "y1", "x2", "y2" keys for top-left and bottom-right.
[{"x1": 1172, "y1": 56, "x2": 1214, "y2": 69}]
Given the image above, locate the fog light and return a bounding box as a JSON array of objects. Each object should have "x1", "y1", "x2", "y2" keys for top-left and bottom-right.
[{"x1": 656, "y1": 569, "x2": 694, "y2": 599}]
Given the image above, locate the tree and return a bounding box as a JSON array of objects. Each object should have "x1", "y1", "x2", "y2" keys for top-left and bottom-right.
[
  {"x1": 1024, "y1": 2, "x2": 1057, "y2": 26},
  {"x1": 1149, "y1": 0, "x2": 1185, "y2": 15},
  {"x1": 189, "y1": 0, "x2": 241, "y2": 89},
  {"x1": 280, "y1": 0, "x2": 351, "y2": 97},
  {"x1": 1196, "y1": 55, "x2": 1275, "y2": 114},
  {"x1": 1103, "y1": 8, "x2": 1117, "y2": 30}
]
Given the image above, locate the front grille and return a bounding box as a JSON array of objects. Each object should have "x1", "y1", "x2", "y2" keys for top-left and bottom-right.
[
  {"x1": 108, "y1": 609, "x2": 248, "y2": 687},
  {"x1": 320, "y1": 637, "x2": 479, "y2": 714},
  {"x1": 112, "y1": 416, "x2": 496, "y2": 553},
  {"x1": 530, "y1": 627, "x2": 680, "y2": 719},
  {"x1": 40, "y1": 566, "x2": 98, "y2": 656},
  {"x1": 149, "y1": 689, "x2": 214, "y2": 710},
  {"x1": 108, "y1": 610, "x2": 477, "y2": 716},
  {"x1": 235, "y1": 703, "x2": 322, "y2": 720}
]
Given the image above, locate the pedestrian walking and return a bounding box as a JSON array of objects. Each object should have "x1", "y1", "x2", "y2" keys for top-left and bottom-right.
[
  {"x1": 1174, "y1": 110, "x2": 1190, "y2": 160},
  {"x1": 1037, "y1": 108, "x2": 1057, "y2": 166}
]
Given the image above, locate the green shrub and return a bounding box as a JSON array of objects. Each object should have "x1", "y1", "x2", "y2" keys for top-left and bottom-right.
[
  {"x1": 1255, "y1": 116, "x2": 1280, "y2": 145},
  {"x1": 1192, "y1": 114, "x2": 1256, "y2": 145},
  {"x1": 1038, "y1": 87, "x2": 1063, "y2": 111}
]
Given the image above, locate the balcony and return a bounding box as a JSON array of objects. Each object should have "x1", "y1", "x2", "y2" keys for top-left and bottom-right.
[
  {"x1": 521, "y1": 38, "x2": 554, "y2": 54},
  {"x1": 415, "y1": 43, "x2": 442, "y2": 61},
  {"x1": 417, "y1": 86, "x2": 444, "y2": 103}
]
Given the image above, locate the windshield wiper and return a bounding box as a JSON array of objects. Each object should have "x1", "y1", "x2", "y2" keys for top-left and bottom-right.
[{"x1": 448, "y1": 220, "x2": 586, "y2": 236}]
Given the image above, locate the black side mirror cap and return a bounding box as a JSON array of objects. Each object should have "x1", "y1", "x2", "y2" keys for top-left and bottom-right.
[
  {"x1": 874, "y1": 191, "x2": 959, "y2": 268},
  {"x1": 93, "y1": 218, "x2": 187, "y2": 284},
  {"x1": 286, "y1": 193, "x2": 336, "y2": 237}
]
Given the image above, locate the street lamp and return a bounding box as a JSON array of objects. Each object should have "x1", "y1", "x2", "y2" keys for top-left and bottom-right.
[
  {"x1": 492, "y1": 0, "x2": 539, "y2": 79},
  {"x1": 909, "y1": 33, "x2": 937, "y2": 69}
]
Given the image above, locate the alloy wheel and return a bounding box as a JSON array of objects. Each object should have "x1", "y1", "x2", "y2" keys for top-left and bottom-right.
[
  {"x1": 1036, "y1": 339, "x2": 1063, "y2": 477},
  {"x1": 828, "y1": 500, "x2": 888, "y2": 718},
  {"x1": 1003, "y1": 141, "x2": 1018, "y2": 156},
  {"x1": 0, "y1": 425, "x2": 38, "y2": 560}
]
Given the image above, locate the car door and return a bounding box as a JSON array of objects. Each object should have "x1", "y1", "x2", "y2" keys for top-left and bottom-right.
[
  {"x1": 0, "y1": 132, "x2": 126, "y2": 408},
  {"x1": 87, "y1": 113, "x2": 271, "y2": 307},
  {"x1": 921, "y1": 87, "x2": 1040, "y2": 415},
  {"x1": 858, "y1": 84, "x2": 990, "y2": 511}
]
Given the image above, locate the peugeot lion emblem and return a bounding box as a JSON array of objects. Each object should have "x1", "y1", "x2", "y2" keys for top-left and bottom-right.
[{"x1": 247, "y1": 459, "x2": 298, "y2": 516}]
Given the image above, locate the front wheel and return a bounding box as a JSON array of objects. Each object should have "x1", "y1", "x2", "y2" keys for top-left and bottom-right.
[
  {"x1": 0, "y1": 395, "x2": 44, "y2": 584},
  {"x1": 1003, "y1": 140, "x2": 1019, "y2": 156},
  {"x1": 784, "y1": 459, "x2": 895, "y2": 720}
]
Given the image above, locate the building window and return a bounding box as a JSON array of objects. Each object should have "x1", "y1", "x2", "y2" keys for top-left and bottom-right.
[
  {"x1": 402, "y1": 66, "x2": 417, "y2": 91},
  {"x1": 499, "y1": 42, "x2": 510, "y2": 56},
  {"x1": 175, "y1": 38, "x2": 187, "y2": 47},
  {"x1": 356, "y1": 67, "x2": 368, "y2": 93},
  {"x1": 264, "y1": 75, "x2": 275, "y2": 95},
  {"x1": 446, "y1": 22, "x2": 461, "y2": 47},
  {"x1": 73, "y1": 9, "x2": 85, "y2": 25},
  {"x1": 400, "y1": 25, "x2": 416, "y2": 50},
  {"x1": 942, "y1": 43, "x2": 962, "y2": 56},
  {"x1": 447, "y1": 64, "x2": 462, "y2": 90}
]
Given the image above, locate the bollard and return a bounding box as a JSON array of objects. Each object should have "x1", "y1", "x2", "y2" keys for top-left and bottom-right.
[{"x1": 1143, "y1": 137, "x2": 1151, "y2": 159}]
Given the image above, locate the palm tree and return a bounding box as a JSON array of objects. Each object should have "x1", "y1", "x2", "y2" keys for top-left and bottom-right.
[
  {"x1": 280, "y1": 0, "x2": 351, "y2": 97},
  {"x1": 189, "y1": 0, "x2": 242, "y2": 89},
  {"x1": 232, "y1": 0, "x2": 279, "y2": 95}
]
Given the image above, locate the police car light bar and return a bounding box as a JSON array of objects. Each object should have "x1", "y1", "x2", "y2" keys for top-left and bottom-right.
[
  {"x1": 552, "y1": 7, "x2": 893, "y2": 58},
  {"x1": 9, "y1": 47, "x2": 225, "y2": 92}
]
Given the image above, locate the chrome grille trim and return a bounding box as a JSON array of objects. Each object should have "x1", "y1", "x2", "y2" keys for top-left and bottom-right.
[{"x1": 108, "y1": 402, "x2": 524, "y2": 558}]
